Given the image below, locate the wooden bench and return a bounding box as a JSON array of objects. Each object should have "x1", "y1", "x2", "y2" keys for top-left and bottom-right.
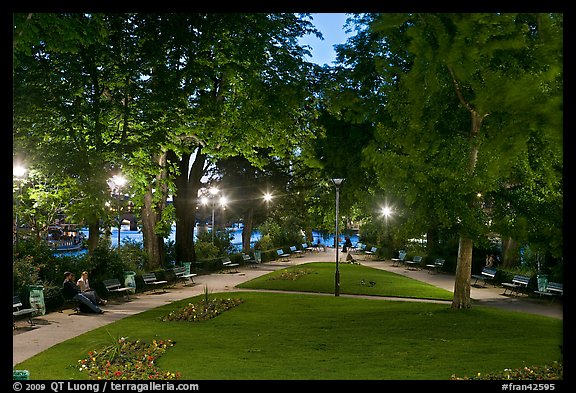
[
  {"x1": 172, "y1": 266, "x2": 197, "y2": 286},
  {"x1": 103, "y1": 278, "x2": 133, "y2": 300},
  {"x1": 534, "y1": 282, "x2": 563, "y2": 301},
  {"x1": 13, "y1": 295, "x2": 37, "y2": 328},
  {"x1": 425, "y1": 258, "x2": 445, "y2": 274},
  {"x1": 501, "y1": 275, "x2": 531, "y2": 296},
  {"x1": 221, "y1": 257, "x2": 240, "y2": 273},
  {"x1": 405, "y1": 255, "x2": 423, "y2": 270},
  {"x1": 471, "y1": 267, "x2": 498, "y2": 288},
  {"x1": 142, "y1": 272, "x2": 168, "y2": 293},
  {"x1": 276, "y1": 249, "x2": 290, "y2": 262}
]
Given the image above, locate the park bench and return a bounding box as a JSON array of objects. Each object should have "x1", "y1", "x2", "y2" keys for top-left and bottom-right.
[
  {"x1": 13, "y1": 295, "x2": 37, "y2": 328},
  {"x1": 276, "y1": 249, "x2": 290, "y2": 262},
  {"x1": 354, "y1": 243, "x2": 366, "y2": 254},
  {"x1": 425, "y1": 258, "x2": 445, "y2": 274},
  {"x1": 405, "y1": 255, "x2": 423, "y2": 270},
  {"x1": 242, "y1": 253, "x2": 258, "y2": 268},
  {"x1": 172, "y1": 266, "x2": 197, "y2": 286},
  {"x1": 103, "y1": 278, "x2": 133, "y2": 300},
  {"x1": 221, "y1": 257, "x2": 240, "y2": 273},
  {"x1": 364, "y1": 247, "x2": 378, "y2": 259},
  {"x1": 534, "y1": 282, "x2": 563, "y2": 302},
  {"x1": 142, "y1": 272, "x2": 168, "y2": 293},
  {"x1": 471, "y1": 267, "x2": 498, "y2": 288},
  {"x1": 290, "y1": 245, "x2": 303, "y2": 257},
  {"x1": 302, "y1": 243, "x2": 314, "y2": 253},
  {"x1": 501, "y1": 275, "x2": 531, "y2": 296},
  {"x1": 391, "y1": 250, "x2": 407, "y2": 267}
]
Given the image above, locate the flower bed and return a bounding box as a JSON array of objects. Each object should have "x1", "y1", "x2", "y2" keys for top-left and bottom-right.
[
  {"x1": 160, "y1": 297, "x2": 243, "y2": 322},
  {"x1": 78, "y1": 338, "x2": 180, "y2": 380}
]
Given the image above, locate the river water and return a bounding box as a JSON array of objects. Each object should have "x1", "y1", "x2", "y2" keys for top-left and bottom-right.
[{"x1": 58, "y1": 225, "x2": 358, "y2": 256}]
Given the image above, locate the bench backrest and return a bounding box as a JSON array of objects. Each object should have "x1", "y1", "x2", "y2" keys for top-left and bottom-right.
[
  {"x1": 276, "y1": 249, "x2": 286, "y2": 256},
  {"x1": 103, "y1": 279, "x2": 123, "y2": 290},
  {"x1": 172, "y1": 266, "x2": 186, "y2": 276},
  {"x1": 142, "y1": 273, "x2": 158, "y2": 283},
  {"x1": 512, "y1": 275, "x2": 530, "y2": 286},
  {"x1": 13, "y1": 295, "x2": 24, "y2": 309},
  {"x1": 435, "y1": 258, "x2": 445, "y2": 266},
  {"x1": 242, "y1": 254, "x2": 252, "y2": 261},
  {"x1": 413, "y1": 256, "x2": 422, "y2": 263},
  {"x1": 302, "y1": 243, "x2": 308, "y2": 250},
  {"x1": 290, "y1": 246, "x2": 297, "y2": 253},
  {"x1": 546, "y1": 282, "x2": 563, "y2": 294},
  {"x1": 482, "y1": 267, "x2": 497, "y2": 277},
  {"x1": 222, "y1": 257, "x2": 232, "y2": 264},
  {"x1": 370, "y1": 247, "x2": 377, "y2": 253},
  {"x1": 398, "y1": 250, "x2": 407, "y2": 261}
]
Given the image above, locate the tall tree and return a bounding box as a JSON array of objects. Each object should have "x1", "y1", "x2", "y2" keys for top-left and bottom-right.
[
  {"x1": 338, "y1": 13, "x2": 562, "y2": 309},
  {"x1": 13, "y1": 13, "x2": 129, "y2": 254}
]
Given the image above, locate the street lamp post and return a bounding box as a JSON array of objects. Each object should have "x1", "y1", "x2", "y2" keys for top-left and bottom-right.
[
  {"x1": 331, "y1": 178, "x2": 345, "y2": 297},
  {"x1": 13, "y1": 165, "x2": 27, "y2": 250},
  {"x1": 209, "y1": 187, "x2": 219, "y2": 244}
]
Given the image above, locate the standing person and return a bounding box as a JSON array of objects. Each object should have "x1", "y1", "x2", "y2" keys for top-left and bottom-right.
[
  {"x1": 342, "y1": 236, "x2": 352, "y2": 253},
  {"x1": 77, "y1": 271, "x2": 107, "y2": 305},
  {"x1": 62, "y1": 272, "x2": 103, "y2": 314}
]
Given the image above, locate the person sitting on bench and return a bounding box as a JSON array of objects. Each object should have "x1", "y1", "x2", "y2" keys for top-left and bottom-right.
[
  {"x1": 77, "y1": 271, "x2": 107, "y2": 305},
  {"x1": 62, "y1": 271, "x2": 104, "y2": 314}
]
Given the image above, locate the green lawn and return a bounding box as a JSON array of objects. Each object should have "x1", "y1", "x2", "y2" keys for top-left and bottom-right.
[
  {"x1": 237, "y1": 262, "x2": 454, "y2": 300},
  {"x1": 14, "y1": 263, "x2": 562, "y2": 380}
]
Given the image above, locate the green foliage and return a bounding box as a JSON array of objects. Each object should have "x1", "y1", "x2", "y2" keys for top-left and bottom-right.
[
  {"x1": 264, "y1": 219, "x2": 305, "y2": 249},
  {"x1": 193, "y1": 232, "x2": 225, "y2": 259},
  {"x1": 13, "y1": 255, "x2": 44, "y2": 292},
  {"x1": 194, "y1": 241, "x2": 219, "y2": 260},
  {"x1": 253, "y1": 234, "x2": 274, "y2": 251},
  {"x1": 88, "y1": 242, "x2": 138, "y2": 284}
]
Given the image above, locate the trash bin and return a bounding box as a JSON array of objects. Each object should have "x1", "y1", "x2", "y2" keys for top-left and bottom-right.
[
  {"x1": 124, "y1": 271, "x2": 136, "y2": 294},
  {"x1": 537, "y1": 274, "x2": 548, "y2": 292},
  {"x1": 13, "y1": 370, "x2": 30, "y2": 380},
  {"x1": 183, "y1": 262, "x2": 192, "y2": 276},
  {"x1": 28, "y1": 285, "x2": 45, "y2": 316}
]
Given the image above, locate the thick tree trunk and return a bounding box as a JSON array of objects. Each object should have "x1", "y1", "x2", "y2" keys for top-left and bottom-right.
[
  {"x1": 171, "y1": 148, "x2": 206, "y2": 264},
  {"x1": 140, "y1": 152, "x2": 169, "y2": 270},
  {"x1": 87, "y1": 219, "x2": 100, "y2": 255},
  {"x1": 141, "y1": 186, "x2": 164, "y2": 270},
  {"x1": 502, "y1": 237, "x2": 518, "y2": 268},
  {"x1": 452, "y1": 236, "x2": 473, "y2": 309}
]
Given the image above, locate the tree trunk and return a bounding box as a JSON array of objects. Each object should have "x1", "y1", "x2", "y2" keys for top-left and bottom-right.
[
  {"x1": 452, "y1": 236, "x2": 473, "y2": 309},
  {"x1": 448, "y1": 67, "x2": 489, "y2": 311},
  {"x1": 171, "y1": 148, "x2": 206, "y2": 264},
  {"x1": 141, "y1": 185, "x2": 164, "y2": 270},
  {"x1": 87, "y1": 219, "x2": 100, "y2": 255},
  {"x1": 502, "y1": 237, "x2": 518, "y2": 268},
  {"x1": 140, "y1": 152, "x2": 169, "y2": 270}
]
